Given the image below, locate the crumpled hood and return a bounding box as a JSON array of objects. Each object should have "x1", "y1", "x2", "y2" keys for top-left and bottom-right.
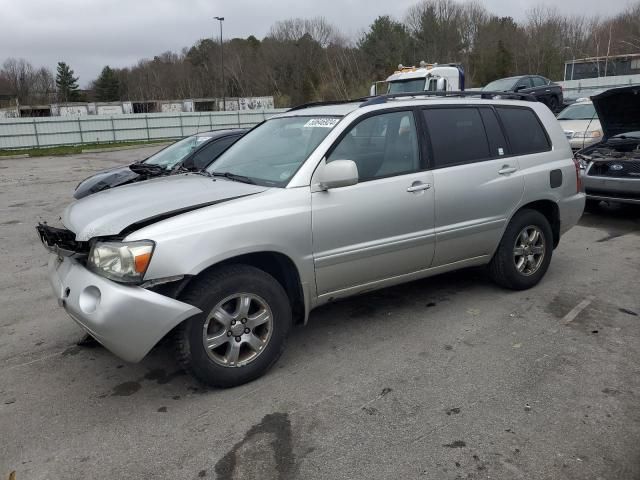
[
  {"x1": 591, "y1": 86, "x2": 640, "y2": 140},
  {"x1": 64, "y1": 174, "x2": 268, "y2": 240}
]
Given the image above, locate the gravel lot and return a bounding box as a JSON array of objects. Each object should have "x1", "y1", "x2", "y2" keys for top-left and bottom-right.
[{"x1": 1, "y1": 147, "x2": 639, "y2": 480}]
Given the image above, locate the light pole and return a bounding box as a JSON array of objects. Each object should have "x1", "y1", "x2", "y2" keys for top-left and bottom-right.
[{"x1": 214, "y1": 16, "x2": 225, "y2": 111}]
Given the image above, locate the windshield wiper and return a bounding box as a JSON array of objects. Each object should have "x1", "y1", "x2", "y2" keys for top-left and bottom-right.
[{"x1": 210, "y1": 171, "x2": 256, "y2": 184}]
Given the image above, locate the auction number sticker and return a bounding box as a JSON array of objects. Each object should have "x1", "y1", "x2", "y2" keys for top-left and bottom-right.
[{"x1": 303, "y1": 118, "x2": 340, "y2": 128}]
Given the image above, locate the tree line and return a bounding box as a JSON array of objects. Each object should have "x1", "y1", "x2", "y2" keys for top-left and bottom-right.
[{"x1": 1, "y1": 0, "x2": 639, "y2": 108}]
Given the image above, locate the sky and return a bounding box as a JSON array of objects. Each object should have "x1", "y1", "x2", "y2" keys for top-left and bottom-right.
[{"x1": 0, "y1": 0, "x2": 633, "y2": 87}]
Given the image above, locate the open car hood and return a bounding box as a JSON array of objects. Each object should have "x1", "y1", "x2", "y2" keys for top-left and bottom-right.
[
  {"x1": 591, "y1": 86, "x2": 640, "y2": 140},
  {"x1": 63, "y1": 174, "x2": 268, "y2": 241}
]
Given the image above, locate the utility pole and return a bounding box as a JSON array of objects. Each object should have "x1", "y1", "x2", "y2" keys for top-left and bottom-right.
[{"x1": 214, "y1": 16, "x2": 225, "y2": 111}]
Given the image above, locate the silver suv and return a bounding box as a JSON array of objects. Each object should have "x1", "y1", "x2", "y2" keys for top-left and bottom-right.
[{"x1": 38, "y1": 93, "x2": 585, "y2": 387}]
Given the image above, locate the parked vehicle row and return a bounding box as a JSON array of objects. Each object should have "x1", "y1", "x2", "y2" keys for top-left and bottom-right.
[{"x1": 37, "y1": 91, "x2": 584, "y2": 388}]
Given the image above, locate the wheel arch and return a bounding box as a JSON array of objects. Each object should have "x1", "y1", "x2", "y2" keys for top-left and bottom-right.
[
  {"x1": 511, "y1": 199, "x2": 561, "y2": 248},
  {"x1": 185, "y1": 251, "x2": 308, "y2": 325}
]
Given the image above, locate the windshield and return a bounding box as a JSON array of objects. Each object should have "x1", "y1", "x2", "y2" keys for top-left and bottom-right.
[
  {"x1": 557, "y1": 103, "x2": 597, "y2": 120},
  {"x1": 483, "y1": 78, "x2": 517, "y2": 91},
  {"x1": 207, "y1": 116, "x2": 341, "y2": 186},
  {"x1": 388, "y1": 79, "x2": 426, "y2": 94},
  {"x1": 144, "y1": 134, "x2": 212, "y2": 168}
]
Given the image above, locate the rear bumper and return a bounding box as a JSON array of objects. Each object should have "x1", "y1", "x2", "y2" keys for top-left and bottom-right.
[
  {"x1": 47, "y1": 255, "x2": 201, "y2": 362},
  {"x1": 583, "y1": 175, "x2": 640, "y2": 205},
  {"x1": 558, "y1": 193, "x2": 586, "y2": 236}
]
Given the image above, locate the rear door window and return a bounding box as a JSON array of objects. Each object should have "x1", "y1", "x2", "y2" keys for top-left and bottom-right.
[
  {"x1": 479, "y1": 108, "x2": 508, "y2": 157},
  {"x1": 422, "y1": 107, "x2": 491, "y2": 168},
  {"x1": 495, "y1": 107, "x2": 551, "y2": 155}
]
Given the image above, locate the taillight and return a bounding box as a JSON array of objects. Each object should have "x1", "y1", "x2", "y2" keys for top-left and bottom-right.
[{"x1": 573, "y1": 157, "x2": 583, "y2": 193}]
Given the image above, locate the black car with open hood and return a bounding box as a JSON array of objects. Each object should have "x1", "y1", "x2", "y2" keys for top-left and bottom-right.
[
  {"x1": 576, "y1": 86, "x2": 640, "y2": 206},
  {"x1": 73, "y1": 128, "x2": 245, "y2": 199}
]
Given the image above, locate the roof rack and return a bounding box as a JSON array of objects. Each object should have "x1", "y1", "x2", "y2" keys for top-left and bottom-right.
[
  {"x1": 287, "y1": 98, "x2": 366, "y2": 112},
  {"x1": 287, "y1": 90, "x2": 537, "y2": 112},
  {"x1": 359, "y1": 90, "x2": 537, "y2": 107}
]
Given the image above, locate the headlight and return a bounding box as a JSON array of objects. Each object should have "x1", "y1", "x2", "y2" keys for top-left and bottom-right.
[
  {"x1": 574, "y1": 130, "x2": 602, "y2": 139},
  {"x1": 88, "y1": 240, "x2": 154, "y2": 283}
]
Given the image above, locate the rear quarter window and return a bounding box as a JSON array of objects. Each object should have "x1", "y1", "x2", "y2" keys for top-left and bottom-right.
[{"x1": 496, "y1": 107, "x2": 551, "y2": 155}]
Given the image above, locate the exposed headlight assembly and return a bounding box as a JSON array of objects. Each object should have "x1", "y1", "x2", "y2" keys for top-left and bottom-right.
[
  {"x1": 574, "y1": 130, "x2": 602, "y2": 139},
  {"x1": 88, "y1": 240, "x2": 154, "y2": 283}
]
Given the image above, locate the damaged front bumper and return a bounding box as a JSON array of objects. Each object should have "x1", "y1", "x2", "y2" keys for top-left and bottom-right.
[
  {"x1": 583, "y1": 164, "x2": 640, "y2": 205},
  {"x1": 47, "y1": 254, "x2": 201, "y2": 362}
]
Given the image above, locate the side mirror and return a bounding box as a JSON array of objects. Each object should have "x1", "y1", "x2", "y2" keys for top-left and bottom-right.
[
  {"x1": 514, "y1": 85, "x2": 526, "y2": 92},
  {"x1": 436, "y1": 77, "x2": 446, "y2": 91},
  {"x1": 318, "y1": 160, "x2": 358, "y2": 190},
  {"x1": 369, "y1": 84, "x2": 377, "y2": 96}
]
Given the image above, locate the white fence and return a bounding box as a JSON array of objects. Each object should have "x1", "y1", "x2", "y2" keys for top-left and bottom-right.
[
  {"x1": 557, "y1": 74, "x2": 640, "y2": 102},
  {"x1": 0, "y1": 109, "x2": 287, "y2": 150}
]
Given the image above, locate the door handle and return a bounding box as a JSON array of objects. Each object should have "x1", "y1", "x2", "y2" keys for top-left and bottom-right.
[
  {"x1": 498, "y1": 166, "x2": 517, "y2": 175},
  {"x1": 407, "y1": 182, "x2": 431, "y2": 192}
]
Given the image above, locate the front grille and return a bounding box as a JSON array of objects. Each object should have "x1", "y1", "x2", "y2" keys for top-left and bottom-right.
[
  {"x1": 36, "y1": 223, "x2": 89, "y2": 257},
  {"x1": 588, "y1": 161, "x2": 640, "y2": 178}
]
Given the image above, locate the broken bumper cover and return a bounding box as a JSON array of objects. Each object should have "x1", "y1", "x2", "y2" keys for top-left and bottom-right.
[{"x1": 47, "y1": 254, "x2": 201, "y2": 362}]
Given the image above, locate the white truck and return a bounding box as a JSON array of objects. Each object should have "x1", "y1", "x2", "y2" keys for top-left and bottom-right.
[{"x1": 370, "y1": 61, "x2": 465, "y2": 96}]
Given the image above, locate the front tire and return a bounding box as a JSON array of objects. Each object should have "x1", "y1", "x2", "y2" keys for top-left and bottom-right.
[
  {"x1": 489, "y1": 209, "x2": 553, "y2": 290},
  {"x1": 174, "y1": 264, "x2": 292, "y2": 388}
]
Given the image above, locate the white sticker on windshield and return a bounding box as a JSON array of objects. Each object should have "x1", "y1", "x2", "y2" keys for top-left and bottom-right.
[
  {"x1": 196, "y1": 136, "x2": 213, "y2": 143},
  {"x1": 303, "y1": 118, "x2": 339, "y2": 128}
]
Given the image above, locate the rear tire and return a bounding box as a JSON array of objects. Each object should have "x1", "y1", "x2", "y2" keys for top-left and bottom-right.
[
  {"x1": 174, "y1": 264, "x2": 292, "y2": 388},
  {"x1": 548, "y1": 96, "x2": 559, "y2": 113},
  {"x1": 489, "y1": 209, "x2": 553, "y2": 290}
]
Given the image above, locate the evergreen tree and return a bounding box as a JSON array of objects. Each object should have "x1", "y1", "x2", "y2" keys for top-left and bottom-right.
[
  {"x1": 359, "y1": 16, "x2": 415, "y2": 80},
  {"x1": 94, "y1": 66, "x2": 120, "y2": 101},
  {"x1": 495, "y1": 40, "x2": 513, "y2": 78},
  {"x1": 55, "y1": 61, "x2": 80, "y2": 102}
]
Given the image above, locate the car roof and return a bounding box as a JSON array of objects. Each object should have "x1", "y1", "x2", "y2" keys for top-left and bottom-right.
[
  {"x1": 490, "y1": 76, "x2": 523, "y2": 81},
  {"x1": 274, "y1": 95, "x2": 542, "y2": 118}
]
